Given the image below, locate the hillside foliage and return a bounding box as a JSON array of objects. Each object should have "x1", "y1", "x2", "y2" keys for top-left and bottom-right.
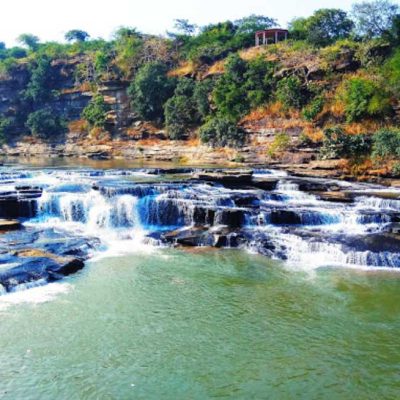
[{"x1": 0, "y1": 0, "x2": 399, "y2": 166}]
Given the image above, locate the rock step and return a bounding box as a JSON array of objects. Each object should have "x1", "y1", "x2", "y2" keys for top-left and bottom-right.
[{"x1": 0, "y1": 219, "x2": 21, "y2": 231}]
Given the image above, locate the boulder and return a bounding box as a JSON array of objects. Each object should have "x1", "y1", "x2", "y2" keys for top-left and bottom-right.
[
  {"x1": 214, "y1": 209, "x2": 246, "y2": 228},
  {"x1": 194, "y1": 170, "x2": 253, "y2": 185},
  {"x1": 250, "y1": 178, "x2": 279, "y2": 191},
  {"x1": 0, "y1": 254, "x2": 84, "y2": 292},
  {"x1": 317, "y1": 192, "x2": 354, "y2": 203},
  {"x1": 270, "y1": 210, "x2": 302, "y2": 225},
  {"x1": 0, "y1": 219, "x2": 21, "y2": 231},
  {"x1": 0, "y1": 185, "x2": 42, "y2": 219}
]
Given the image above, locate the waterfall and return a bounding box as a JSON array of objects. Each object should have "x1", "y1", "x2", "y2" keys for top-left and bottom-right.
[{"x1": 4, "y1": 167, "x2": 399, "y2": 270}]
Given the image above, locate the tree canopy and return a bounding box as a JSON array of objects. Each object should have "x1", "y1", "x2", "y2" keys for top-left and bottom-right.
[{"x1": 65, "y1": 30, "x2": 90, "y2": 42}]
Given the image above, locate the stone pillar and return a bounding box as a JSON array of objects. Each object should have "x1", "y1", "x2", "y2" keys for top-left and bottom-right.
[
  {"x1": 275, "y1": 31, "x2": 278, "y2": 44},
  {"x1": 263, "y1": 32, "x2": 266, "y2": 45}
]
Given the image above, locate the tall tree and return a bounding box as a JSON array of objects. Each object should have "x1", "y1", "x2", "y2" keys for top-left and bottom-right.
[
  {"x1": 65, "y1": 30, "x2": 90, "y2": 42},
  {"x1": 173, "y1": 19, "x2": 197, "y2": 36},
  {"x1": 352, "y1": 0, "x2": 400, "y2": 37},
  {"x1": 17, "y1": 34, "x2": 40, "y2": 51},
  {"x1": 306, "y1": 9, "x2": 354, "y2": 46}
]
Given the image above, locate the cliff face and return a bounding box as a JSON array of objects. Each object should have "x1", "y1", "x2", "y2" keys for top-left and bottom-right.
[{"x1": 0, "y1": 57, "x2": 134, "y2": 140}]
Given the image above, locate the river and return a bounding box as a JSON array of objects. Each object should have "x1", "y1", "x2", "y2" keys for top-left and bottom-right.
[{"x1": 0, "y1": 162, "x2": 399, "y2": 399}]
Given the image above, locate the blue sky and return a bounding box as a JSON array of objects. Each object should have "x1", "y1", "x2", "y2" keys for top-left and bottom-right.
[{"x1": 1, "y1": 0, "x2": 398, "y2": 46}]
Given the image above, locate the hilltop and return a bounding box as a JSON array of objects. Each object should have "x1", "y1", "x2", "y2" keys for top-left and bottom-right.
[{"x1": 0, "y1": 3, "x2": 400, "y2": 184}]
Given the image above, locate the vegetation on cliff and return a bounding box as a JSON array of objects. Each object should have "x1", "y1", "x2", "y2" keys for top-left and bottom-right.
[{"x1": 0, "y1": 0, "x2": 400, "y2": 176}]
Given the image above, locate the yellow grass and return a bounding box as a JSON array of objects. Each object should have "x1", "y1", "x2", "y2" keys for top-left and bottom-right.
[{"x1": 168, "y1": 62, "x2": 195, "y2": 77}]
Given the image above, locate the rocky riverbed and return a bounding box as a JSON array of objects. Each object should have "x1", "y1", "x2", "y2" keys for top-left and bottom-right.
[{"x1": 0, "y1": 164, "x2": 399, "y2": 295}]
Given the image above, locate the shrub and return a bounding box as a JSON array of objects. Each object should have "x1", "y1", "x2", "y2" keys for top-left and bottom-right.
[
  {"x1": 0, "y1": 117, "x2": 11, "y2": 143},
  {"x1": 267, "y1": 132, "x2": 291, "y2": 158},
  {"x1": 193, "y1": 79, "x2": 214, "y2": 121},
  {"x1": 341, "y1": 77, "x2": 391, "y2": 122},
  {"x1": 164, "y1": 78, "x2": 199, "y2": 139},
  {"x1": 276, "y1": 76, "x2": 305, "y2": 110},
  {"x1": 26, "y1": 109, "x2": 66, "y2": 138},
  {"x1": 320, "y1": 126, "x2": 371, "y2": 159},
  {"x1": 372, "y1": 129, "x2": 400, "y2": 159},
  {"x1": 392, "y1": 162, "x2": 400, "y2": 175},
  {"x1": 213, "y1": 55, "x2": 276, "y2": 121},
  {"x1": 213, "y1": 54, "x2": 249, "y2": 120},
  {"x1": 385, "y1": 49, "x2": 400, "y2": 97},
  {"x1": 244, "y1": 57, "x2": 276, "y2": 108},
  {"x1": 199, "y1": 117, "x2": 245, "y2": 148},
  {"x1": 302, "y1": 96, "x2": 324, "y2": 121},
  {"x1": 82, "y1": 94, "x2": 109, "y2": 128},
  {"x1": 23, "y1": 56, "x2": 54, "y2": 104},
  {"x1": 128, "y1": 62, "x2": 176, "y2": 122}
]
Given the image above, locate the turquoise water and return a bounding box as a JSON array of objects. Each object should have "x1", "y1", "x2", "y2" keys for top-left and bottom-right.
[{"x1": 0, "y1": 248, "x2": 399, "y2": 399}]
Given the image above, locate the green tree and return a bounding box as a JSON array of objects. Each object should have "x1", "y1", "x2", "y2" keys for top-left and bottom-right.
[
  {"x1": 276, "y1": 76, "x2": 305, "y2": 109},
  {"x1": 164, "y1": 78, "x2": 198, "y2": 139},
  {"x1": 244, "y1": 57, "x2": 276, "y2": 108},
  {"x1": 114, "y1": 27, "x2": 144, "y2": 76},
  {"x1": 305, "y1": 9, "x2": 354, "y2": 46},
  {"x1": 199, "y1": 117, "x2": 245, "y2": 148},
  {"x1": 0, "y1": 117, "x2": 11, "y2": 143},
  {"x1": 17, "y1": 33, "x2": 40, "y2": 51},
  {"x1": 213, "y1": 54, "x2": 249, "y2": 120},
  {"x1": 23, "y1": 56, "x2": 53, "y2": 104},
  {"x1": 385, "y1": 49, "x2": 400, "y2": 96},
  {"x1": 82, "y1": 94, "x2": 109, "y2": 128},
  {"x1": 341, "y1": 77, "x2": 391, "y2": 122},
  {"x1": 65, "y1": 30, "x2": 90, "y2": 42},
  {"x1": 372, "y1": 129, "x2": 400, "y2": 159},
  {"x1": 26, "y1": 109, "x2": 66, "y2": 138},
  {"x1": 321, "y1": 126, "x2": 371, "y2": 159},
  {"x1": 234, "y1": 15, "x2": 277, "y2": 47},
  {"x1": 173, "y1": 19, "x2": 197, "y2": 36},
  {"x1": 352, "y1": 0, "x2": 399, "y2": 38},
  {"x1": 128, "y1": 62, "x2": 176, "y2": 122},
  {"x1": 193, "y1": 79, "x2": 214, "y2": 121},
  {"x1": 288, "y1": 18, "x2": 309, "y2": 41}
]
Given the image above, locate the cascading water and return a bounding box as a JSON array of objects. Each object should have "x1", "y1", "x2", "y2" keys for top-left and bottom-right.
[{"x1": 1, "y1": 166, "x2": 399, "y2": 273}]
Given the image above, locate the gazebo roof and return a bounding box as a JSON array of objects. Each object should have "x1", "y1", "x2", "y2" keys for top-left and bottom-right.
[{"x1": 255, "y1": 28, "x2": 288, "y2": 34}]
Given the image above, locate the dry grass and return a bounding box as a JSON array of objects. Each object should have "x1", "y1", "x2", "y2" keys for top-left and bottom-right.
[
  {"x1": 205, "y1": 60, "x2": 226, "y2": 76},
  {"x1": 68, "y1": 119, "x2": 88, "y2": 133},
  {"x1": 168, "y1": 62, "x2": 195, "y2": 77},
  {"x1": 344, "y1": 121, "x2": 383, "y2": 135},
  {"x1": 61, "y1": 82, "x2": 92, "y2": 95},
  {"x1": 303, "y1": 126, "x2": 324, "y2": 143}
]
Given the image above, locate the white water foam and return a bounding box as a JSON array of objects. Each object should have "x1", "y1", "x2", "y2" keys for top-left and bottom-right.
[{"x1": 0, "y1": 282, "x2": 72, "y2": 311}]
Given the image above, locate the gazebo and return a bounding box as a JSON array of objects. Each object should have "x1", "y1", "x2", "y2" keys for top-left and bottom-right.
[{"x1": 255, "y1": 28, "x2": 288, "y2": 46}]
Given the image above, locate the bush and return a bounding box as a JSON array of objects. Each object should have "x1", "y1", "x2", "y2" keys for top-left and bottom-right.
[
  {"x1": 26, "y1": 109, "x2": 66, "y2": 138},
  {"x1": 372, "y1": 129, "x2": 400, "y2": 159},
  {"x1": 267, "y1": 132, "x2": 291, "y2": 158},
  {"x1": 341, "y1": 77, "x2": 391, "y2": 122},
  {"x1": 392, "y1": 162, "x2": 400, "y2": 175},
  {"x1": 276, "y1": 76, "x2": 305, "y2": 109},
  {"x1": 193, "y1": 79, "x2": 214, "y2": 121},
  {"x1": 213, "y1": 54, "x2": 276, "y2": 121},
  {"x1": 212, "y1": 54, "x2": 249, "y2": 120},
  {"x1": 320, "y1": 126, "x2": 371, "y2": 159},
  {"x1": 82, "y1": 94, "x2": 109, "y2": 128},
  {"x1": 244, "y1": 57, "x2": 276, "y2": 108},
  {"x1": 199, "y1": 117, "x2": 245, "y2": 148},
  {"x1": 385, "y1": 49, "x2": 400, "y2": 97},
  {"x1": 304, "y1": 9, "x2": 354, "y2": 47},
  {"x1": 128, "y1": 62, "x2": 176, "y2": 122},
  {"x1": 0, "y1": 117, "x2": 11, "y2": 143},
  {"x1": 23, "y1": 56, "x2": 54, "y2": 104},
  {"x1": 302, "y1": 96, "x2": 325, "y2": 121}
]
